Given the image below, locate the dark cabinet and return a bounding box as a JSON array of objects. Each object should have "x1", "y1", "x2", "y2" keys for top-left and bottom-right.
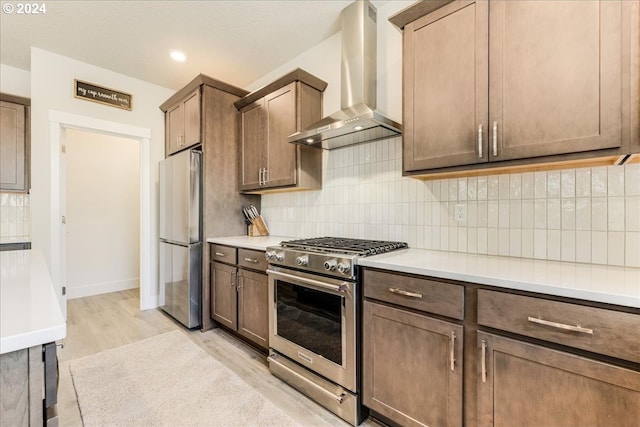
[
  {"x1": 0, "y1": 95, "x2": 30, "y2": 192},
  {"x1": 477, "y1": 289, "x2": 640, "y2": 427},
  {"x1": 235, "y1": 69, "x2": 326, "y2": 193},
  {"x1": 362, "y1": 269, "x2": 464, "y2": 427},
  {"x1": 477, "y1": 332, "x2": 640, "y2": 427},
  {"x1": 164, "y1": 88, "x2": 200, "y2": 156},
  {"x1": 209, "y1": 244, "x2": 269, "y2": 349},
  {"x1": 393, "y1": 0, "x2": 639, "y2": 176}
]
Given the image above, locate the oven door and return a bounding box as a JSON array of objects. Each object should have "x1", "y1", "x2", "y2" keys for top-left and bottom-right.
[{"x1": 267, "y1": 266, "x2": 356, "y2": 392}]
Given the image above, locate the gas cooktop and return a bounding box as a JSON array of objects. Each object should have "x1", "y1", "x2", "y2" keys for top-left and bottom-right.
[{"x1": 280, "y1": 237, "x2": 408, "y2": 256}]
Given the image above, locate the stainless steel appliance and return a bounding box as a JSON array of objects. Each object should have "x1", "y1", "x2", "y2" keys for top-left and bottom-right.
[
  {"x1": 159, "y1": 148, "x2": 202, "y2": 329},
  {"x1": 288, "y1": 0, "x2": 401, "y2": 150},
  {"x1": 265, "y1": 237, "x2": 408, "y2": 425}
]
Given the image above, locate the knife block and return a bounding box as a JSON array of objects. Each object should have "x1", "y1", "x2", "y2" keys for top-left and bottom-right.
[{"x1": 248, "y1": 215, "x2": 270, "y2": 236}]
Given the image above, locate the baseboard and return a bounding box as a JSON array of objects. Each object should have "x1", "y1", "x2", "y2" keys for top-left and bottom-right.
[{"x1": 66, "y1": 278, "x2": 139, "y2": 299}]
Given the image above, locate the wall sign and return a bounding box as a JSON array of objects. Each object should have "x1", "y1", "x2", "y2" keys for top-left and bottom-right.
[{"x1": 74, "y1": 79, "x2": 132, "y2": 110}]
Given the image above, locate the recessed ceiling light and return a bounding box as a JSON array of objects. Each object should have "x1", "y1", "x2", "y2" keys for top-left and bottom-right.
[
  {"x1": 354, "y1": 125, "x2": 363, "y2": 131},
  {"x1": 170, "y1": 51, "x2": 186, "y2": 62},
  {"x1": 306, "y1": 138, "x2": 314, "y2": 144}
]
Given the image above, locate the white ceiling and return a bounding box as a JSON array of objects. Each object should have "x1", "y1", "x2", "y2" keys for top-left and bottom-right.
[{"x1": 0, "y1": 0, "x2": 389, "y2": 91}]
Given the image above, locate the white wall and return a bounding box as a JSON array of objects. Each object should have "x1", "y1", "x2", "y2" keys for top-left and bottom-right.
[
  {"x1": 246, "y1": 1, "x2": 413, "y2": 122},
  {"x1": 65, "y1": 128, "x2": 140, "y2": 299},
  {"x1": 29, "y1": 48, "x2": 174, "y2": 306},
  {"x1": 0, "y1": 64, "x2": 30, "y2": 98}
]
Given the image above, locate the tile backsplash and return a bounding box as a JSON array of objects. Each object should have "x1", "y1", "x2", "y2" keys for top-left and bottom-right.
[
  {"x1": 0, "y1": 193, "x2": 31, "y2": 241},
  {"x1": 262, "y1": 137, "x2": 640, "y2": 267}
]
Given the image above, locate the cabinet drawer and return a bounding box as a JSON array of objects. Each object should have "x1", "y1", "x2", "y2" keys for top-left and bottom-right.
[
  {"x1": 211, "y1": 244, "x2": 236, "y2": 264},
  {"x1": 363, "y1": 269, "x2": 464, "y2": 320},
  {"x1": 477, "y1": 290, "x2": 640, "y2": 363},
  {"x1": 238, "y1": 248, "x2": 267, "y2": 272}
]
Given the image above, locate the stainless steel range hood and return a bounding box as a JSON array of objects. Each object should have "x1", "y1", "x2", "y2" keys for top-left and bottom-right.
[{"x1": 288, "y1": 0, "x2": 401, "y2": 150}]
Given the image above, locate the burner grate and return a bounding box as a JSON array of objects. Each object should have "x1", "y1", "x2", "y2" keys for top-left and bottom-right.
[{"x1": 280, "y1": 237, "x2": 408, "y2": 256}]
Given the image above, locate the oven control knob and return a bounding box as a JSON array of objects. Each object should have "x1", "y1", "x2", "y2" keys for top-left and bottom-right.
[
  {"x1": 324, "y1": 259, "x2": 338, "y2": 271},
  {"x1": 265, "y1": 251, "x2": 275, "y2": 261},
  {"x1": 337, "y1": 262, "x2": 351, "y2": 274},
  {"x1": 295, "y1": 255, "x2": 309, "y2": 266},
  {"x1": 275, "y1": 252, "x2": 285, "y2": 262}
]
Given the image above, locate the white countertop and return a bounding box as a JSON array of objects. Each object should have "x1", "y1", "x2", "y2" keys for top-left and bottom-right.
[
  {"x1": 1, "y1": 250, "x2": 66, "y2": 354},
  {"x1": 359, "y1": 249, "x2": 640, "y2": 308},
  {"x1": 206, "y1": 235, "x2": 295, "y2": 251}
]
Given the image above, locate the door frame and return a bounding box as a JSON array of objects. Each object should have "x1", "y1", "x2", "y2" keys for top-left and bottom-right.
[{"x1": 49, "y1": 110, "x2": 152, "y2": 317}]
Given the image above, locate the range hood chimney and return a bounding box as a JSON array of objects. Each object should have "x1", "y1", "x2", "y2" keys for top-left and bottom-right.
[{"x1": 288, "y1": 0, "x2": 401, "y2": 150}]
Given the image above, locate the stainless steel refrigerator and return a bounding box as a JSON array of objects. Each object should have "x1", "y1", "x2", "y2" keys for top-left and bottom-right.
[{"x1": 159, "y1": 148, "x2": 201, "y2": 328}]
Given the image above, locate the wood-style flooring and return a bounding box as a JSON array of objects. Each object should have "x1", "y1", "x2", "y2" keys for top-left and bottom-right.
[{"x1": 57, "y1": 289, "x2": 378, "y2": 427}]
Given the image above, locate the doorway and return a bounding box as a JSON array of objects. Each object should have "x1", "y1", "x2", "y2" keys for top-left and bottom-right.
[
  {"x1": 63, "y1": 129, "x2": 140, "y2": 299},
  {"x1": 49, "y1": 110, "x2": 152, "y2": 318}
]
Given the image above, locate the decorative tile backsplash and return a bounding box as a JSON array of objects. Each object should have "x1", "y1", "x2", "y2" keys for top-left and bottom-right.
[
  {"x1": 0, "y1": 193, "x2": 31, "y2": 241},
  {"x1": 262, "y1": 137, "x2": 640, "y2": 267}
]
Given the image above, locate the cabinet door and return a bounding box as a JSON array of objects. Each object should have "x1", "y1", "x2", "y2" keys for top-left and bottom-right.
[
  {"x1": 363, "y1": 301, "x2": 463, "y2": 427},
  {"x1": 265, "y1": 83, "x2": 297, "y2": 188},
  {"x1": 239, "y1": 100, "x2": 266, "y2": 191},
  {"x1": 165, "y1": 102, "x2": 183, "y2": 156},
  {"x1": 0, "y1": 101, "x2": 27, "y2": 191},
  {"x1": 237, "y1": 269, "x2": 269, "y2": 349},
  {"x1": 403, "y1": 0, "x2": 489, "y2": 172},
  {"x1": 182, "y1": 89, "x2": 201, "y2": 148},
  {"x1": 490, "y1": 0, "x2": 623, "y2": 160},
  {"x1": 210, "y1": 262, "x2": 237, "y2": 329},
  {"x1": 477, "y1": 332, "x2": 640, "y2": 427}
]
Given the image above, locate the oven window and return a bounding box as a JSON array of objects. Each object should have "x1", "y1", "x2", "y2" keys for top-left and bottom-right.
[{"x1": 275, "y1": 280, "x2": 342, "y2": 365}]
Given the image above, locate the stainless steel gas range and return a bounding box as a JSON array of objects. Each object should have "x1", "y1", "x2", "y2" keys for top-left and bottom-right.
[{"x1": 265, "y1": 237, "x2": 408, "y2": 425}]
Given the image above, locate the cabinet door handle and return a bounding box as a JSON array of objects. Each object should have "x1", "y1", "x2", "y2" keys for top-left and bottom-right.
[
  {"x1": 215, "y1": 252, "x2": 226, "y2": 257},
  {"x1": 481, "y1": 339, "x2": 487, "y2": 383},
  {"x1": 243, "y1": 257, "x2": 259, "y2": 264},
  {"x1": 231, "y1": 270, "x2": 237, "y2": 288},
  {"x1": 492, "y1": 121, "x2": 498, "y2": 157},
  {"x1": 237, "y1": 273, "x2": 243, "y2": 291},
  {"x1": 258, "y1": 168, "x2": 265, "y2": 186},
  {"x1": 527, "y1": 316, "x2": 594, "y2": 334},
  {"x1": 478, "y1": 124, "x2": 483, "y2": 158},
  {"x1": 450, "y1": 332, "x2": 456, "y2": 371},
  {"x1": 388, "y1": 287, "x2": 423, "y2": 299},
  {"x1": 264, "y1": 168, "x2": 269, "y2": 184}
]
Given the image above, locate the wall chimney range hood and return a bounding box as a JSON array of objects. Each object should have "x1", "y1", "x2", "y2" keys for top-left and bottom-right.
[{"x1": 288, "y1": 0, "x2": 401, "y2": 150}]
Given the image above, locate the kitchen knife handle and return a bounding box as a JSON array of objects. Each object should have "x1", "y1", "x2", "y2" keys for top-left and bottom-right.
[{"x1": 478, "y1": 124, "x2": 483, "y2": 158}]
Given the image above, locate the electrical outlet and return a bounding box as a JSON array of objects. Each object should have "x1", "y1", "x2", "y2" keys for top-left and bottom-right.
[{"x1": 454, "y1": 204, "x2": 466, "y2": 222}]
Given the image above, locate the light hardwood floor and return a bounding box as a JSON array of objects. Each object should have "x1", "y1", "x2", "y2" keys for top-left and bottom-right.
[{"x1": 57, "y1": 289, "x2": 378, "y2": 427}]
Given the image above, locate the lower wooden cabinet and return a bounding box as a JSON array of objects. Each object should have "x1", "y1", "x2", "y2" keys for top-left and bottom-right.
[
  {"x1": 363, "y1": 300, "x2": 463, "y2": 427},
  {"x1": 477, "y1": 332, "x2": 640, "y2": 427},
  {"x1": 236, "y1": 269, "x2": 268, "y2": 349},
  {"x1": 209, "y1": 244, "x2": 269, "y2": 350}
]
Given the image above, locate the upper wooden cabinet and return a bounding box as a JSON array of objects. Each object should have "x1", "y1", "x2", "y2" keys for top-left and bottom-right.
[
  {"x1": 235, "y1": 69, "x2": 327, "y2": 193},
  {"x1": 164, "y1": 88, "x2": 201, "y2": 156},
  {"x1": 392, "y1": 0, "x2": 639, "y2": 176},
  {"x1": 0, "y1": 95, "x2": 30, "y2": 192}
]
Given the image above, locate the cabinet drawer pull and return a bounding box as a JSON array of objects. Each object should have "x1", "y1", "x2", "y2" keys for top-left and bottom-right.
[
  {"x1": 527, "y1": 316, "x2": 594, "y2": 335},
  {"x1": 388, "y1": 288, "x2": 423, "y2": 299},
  {"x1": 243, "y1": 257, "x2": 259, "y2": 264},
  {"x1": 478, "y1": 124, "x2": 483, "y2": 158},
  {"x1": 481, "y1": 339, "x2": 487, "y2": 383},
  {"x1": 215, "y1": 252, "x2": 226, "y2": 257},
  {"x1": 450, "y1": 332, "x2": 456, "y2": 371},
  {"x1": 492, "y1": 121, "x2": 498, "y2": 157}
]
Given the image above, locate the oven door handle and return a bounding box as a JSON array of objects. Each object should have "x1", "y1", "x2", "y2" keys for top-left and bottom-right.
[{"x1": 267, "y1": 269, "x2": 348, "y2": 294}]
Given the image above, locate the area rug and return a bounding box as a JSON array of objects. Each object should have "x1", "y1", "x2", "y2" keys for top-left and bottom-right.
[{"x1": 68, "y1": 330, "x2": 299, "y2": 426}]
